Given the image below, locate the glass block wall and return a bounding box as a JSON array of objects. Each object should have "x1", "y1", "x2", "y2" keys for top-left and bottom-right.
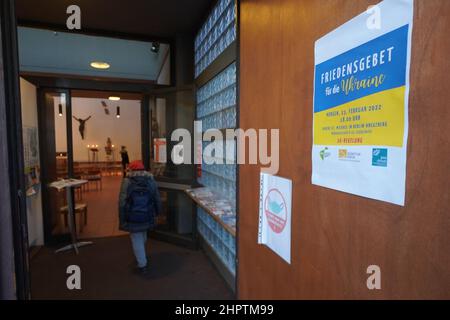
[
  {"x1": 197, "y1": 208, "x2": 236, "y2": 276},
  {"x1": 195, "y1": 0, "x2": 237, "y2": 280},
  {"x1": 194, "y1": 0, "x2": 237, "y2": 78},
  {"x1": 197, "y1": 62, "x2": 237, "y2": 209}
]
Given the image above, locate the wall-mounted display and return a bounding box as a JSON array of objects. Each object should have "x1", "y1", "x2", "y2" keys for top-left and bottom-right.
[{"x1": 312, "y1": 0, "x2": 413, "y2": 206}]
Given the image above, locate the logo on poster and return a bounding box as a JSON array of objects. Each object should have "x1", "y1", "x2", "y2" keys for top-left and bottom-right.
[
  {"x1": 339, "y1": 149, "x2": 361, "y2": 162},
  {"x1": 338, "y1": 149, "x2": 348, "y2": 158},
  {"x1": 320, "y1": 147, "x2": 331, "y2": 160},
  {"x1": 264, "y1": 189, "x2": 287, "y2": 233},
  {"x1": 372, "y1": 148, "x2": 388, "y2": 167}
]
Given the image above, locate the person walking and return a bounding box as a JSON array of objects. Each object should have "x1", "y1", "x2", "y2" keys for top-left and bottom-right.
[
  {"x1": 120, "y1": 146, "x2": 130, "y2": 177},
  {"x1": 118, "y1": 160, "x2": 162, "y2": 275}
]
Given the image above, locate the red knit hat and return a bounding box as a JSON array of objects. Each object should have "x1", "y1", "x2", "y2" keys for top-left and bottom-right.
[{"x1": 128, "y1": 160, "x2": 145, "y2": 170}]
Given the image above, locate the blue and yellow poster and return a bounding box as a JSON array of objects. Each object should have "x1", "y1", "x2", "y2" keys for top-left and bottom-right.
[{"x1": 312, "y1": 0, "x2": 413, "y2": 205}]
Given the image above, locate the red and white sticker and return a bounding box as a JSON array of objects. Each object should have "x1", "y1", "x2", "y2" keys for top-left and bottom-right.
[{"x1": 264, "y1": 188, "x2": 287, "y2": 234}]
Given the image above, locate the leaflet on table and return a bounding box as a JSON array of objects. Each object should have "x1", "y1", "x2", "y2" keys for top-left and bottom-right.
[
  {"x1": 188, "y1": 187, "x2": 234, "y2": 212},
  {"x1": 49, "y1": 178, "x2": 88, "y2": 191},
  {"x1": 188, "y1": 187, "x2": 236, "y2": 230}
]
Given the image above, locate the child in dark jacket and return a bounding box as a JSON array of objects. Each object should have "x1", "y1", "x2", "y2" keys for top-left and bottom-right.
[{"x1": 118, "y1": 160, "x2": 162, "y2": 275}]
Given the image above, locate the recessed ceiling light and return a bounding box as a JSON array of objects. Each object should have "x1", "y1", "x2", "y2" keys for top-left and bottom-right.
[
  {"x1": 151, "y1": 42, "x2": 160, "y2": 53},
  {"x1": 90, "y1": 61, "x2": 110, "y2": 69},
  {"x1": 108, "y1": 96, "x2": 120, "y2": 101}
]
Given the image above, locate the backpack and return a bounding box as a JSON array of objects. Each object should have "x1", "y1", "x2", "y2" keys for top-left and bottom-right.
[{"x1": 125, "y1": 176, "x2": 154, "y2": 223}]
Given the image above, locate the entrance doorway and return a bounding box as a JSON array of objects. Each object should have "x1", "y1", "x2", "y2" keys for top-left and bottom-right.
[
  {"x1": 69, "y1": 91, "x2": 142, "y2": 240},
  {"x1": 35, "y1": 88, "x2": 198, "y2": 247},
  {"x1": 4, "y1": 0, "x2": 235, "y2": 300},
  {"x1": 24, "y1": 86, "x2": 227, "y2": 299},
  {"x1": 37, "y1": 89, "x2": 144, "y2": 244}
]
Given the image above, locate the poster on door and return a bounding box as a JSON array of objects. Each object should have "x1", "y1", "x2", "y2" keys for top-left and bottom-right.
[
  {"x1": 258, "y1": 172, "x2": 292, "y2": 264},
  {"x1": 312, "y1": 0, "x2": 413, "y2": 206}
]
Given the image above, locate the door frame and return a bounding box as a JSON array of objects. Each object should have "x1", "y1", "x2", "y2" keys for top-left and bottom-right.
[
  {"x1": 0, "y1": 0, "x2": 30, "y2": 299},
  {"x1": 142, "y1": 90, "x2": 198, "y2": 249},
  {"x1": 37, "y1": 88, "x2": 74, "y2": 245},
  {"x1": 0, "y1": 0, "x2": 196, "y2": 299}
]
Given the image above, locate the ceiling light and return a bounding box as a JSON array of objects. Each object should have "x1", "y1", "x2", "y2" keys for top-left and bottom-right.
[
  {"x1": 108, "y1": 96, "x2": 120, "y2": 101},
  {"x1": 151, "y1": 42, "x2": 160, "y2": 53},
  {"x1": 90, "y1": 61, "x2": 110, "y2": 69},
  {"x1": 116, "y1": 106, "x2": 121, "y2": 118}
]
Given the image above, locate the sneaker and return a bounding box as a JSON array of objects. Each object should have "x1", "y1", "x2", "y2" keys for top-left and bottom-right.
[
  {"x1": 138, "y1": 265, "x2": 149, "y2": 275},
  {"x1": 133, "y1": 265, "x2": 148, "y2": 275}
]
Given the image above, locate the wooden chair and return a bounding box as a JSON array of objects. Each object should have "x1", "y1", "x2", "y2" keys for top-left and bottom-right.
[
  {"x1": 59, "y1": 203, "x2": 88, "y2": 233},
  {"x1": 74, "y1": 185, "x2": 83, "y2": 201},
  {"x1": 81, "y1": 170, "x2": 102, "y2": 191}
]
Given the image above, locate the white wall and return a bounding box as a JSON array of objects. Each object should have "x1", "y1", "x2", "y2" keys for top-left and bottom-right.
[
  {"x1": 55, "y1": 97, "x2": 142, "y2": 162},
  {"x1": 20, "y1": 77, "x2": 44, "y2": 247}
]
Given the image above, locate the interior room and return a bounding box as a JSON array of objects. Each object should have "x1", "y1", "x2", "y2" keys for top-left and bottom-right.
[
  {"x1": 14, "y1": 0, "x2": 238, "y2": 299},
  {"x1": 61, "y1": 91, "x2": 142, "y2": 239}
]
